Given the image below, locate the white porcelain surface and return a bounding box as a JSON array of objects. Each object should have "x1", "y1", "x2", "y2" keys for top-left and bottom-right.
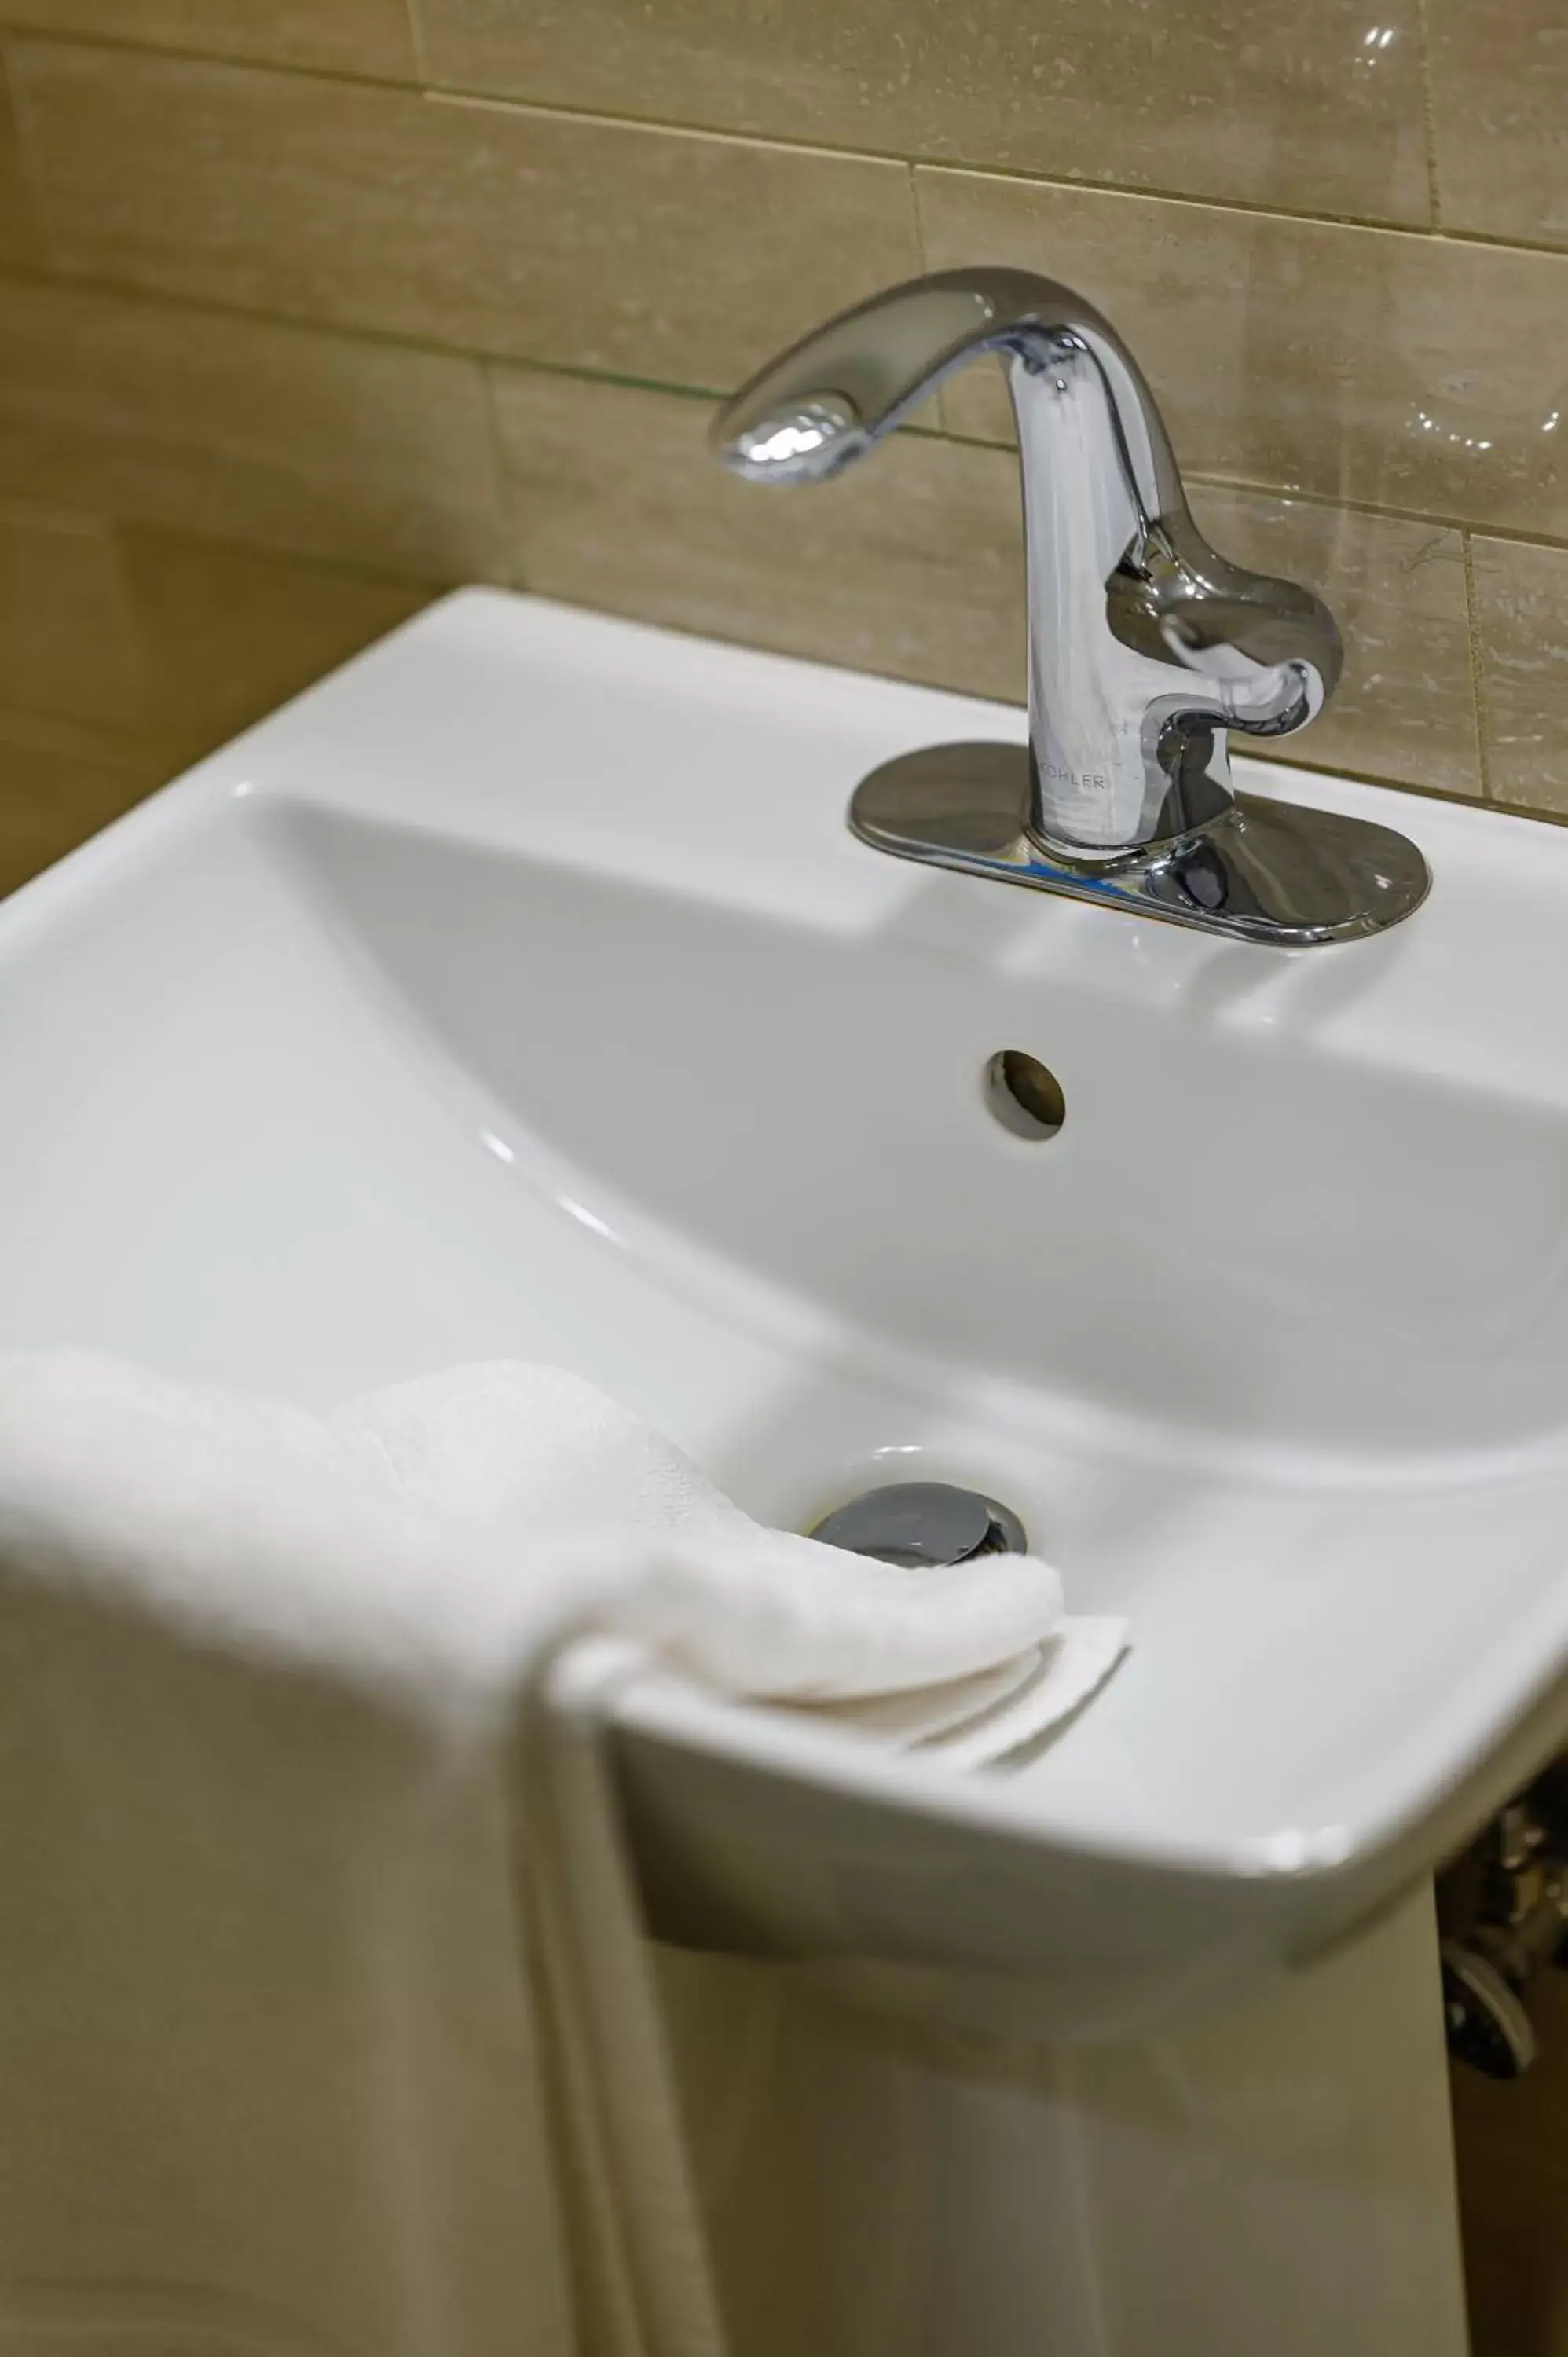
[{"x1": 3, "y1": 588, "x2": 1566, "y2": 2027}]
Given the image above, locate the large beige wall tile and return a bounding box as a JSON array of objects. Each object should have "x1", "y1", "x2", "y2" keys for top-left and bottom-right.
[
  {"x1": 0, "y1": 0, "x2": 418, "y2": 79},
  {"x1": 415, "y1": 0, "x2": 1429, "y2": 225},
  {"x1": 122, "y1": 535, "x2": 431, "y2": 759},
  {"x1": 0, "y1": 277, "x2": 507, "y2": 579},
  {"x1": 0, "y1": 706, "x2": 167, "y2": 895},
  {"x1": 1469, "y1": 537, "x2": 1568, "y2": 816},
  {"x1": 918, "y1": 169, "x2": 1568, "y2": 541},
  {"x1": 1428, "y1": 0, "x2": 1568, "y2": 247},
  {"x1": 7, "y1": 40, "x2": 921, "y2": 387},
  {"x1": 0, "y1": 498, "x2": 144, "y2": 727},
  {"x1": 489, "y1": 369, "x2": 1024, "y2": 700},
  {"x1": 1189, "y1": 487, "x2": 1480, "y2": 797}
]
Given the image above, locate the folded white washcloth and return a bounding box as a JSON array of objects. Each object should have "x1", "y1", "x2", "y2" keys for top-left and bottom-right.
[
  {"x1": 0, "y1": 1354, "x2": 1126, "y2": 2357},
  {"x1": 331, "y1": 1360, "x2": 1126, "y2": 1758}
]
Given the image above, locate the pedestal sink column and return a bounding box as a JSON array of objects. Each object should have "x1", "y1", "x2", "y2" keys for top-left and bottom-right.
[{"x1": 660, "y1": 1886, "x2": 1468, "y2": 2357}]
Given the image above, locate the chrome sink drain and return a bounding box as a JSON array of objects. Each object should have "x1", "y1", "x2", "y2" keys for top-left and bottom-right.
[{"x1": 809, "y1": 1481, "x2": 1028, "y2": 1569}]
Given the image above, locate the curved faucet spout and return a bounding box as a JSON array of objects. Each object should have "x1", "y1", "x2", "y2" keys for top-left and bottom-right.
[
  {"x1": 713, "y1": 268, "x2": 1342, "y2": 856},
  {"x1": 713, "y1": 268, "x2": 1176, "y2": 500}
]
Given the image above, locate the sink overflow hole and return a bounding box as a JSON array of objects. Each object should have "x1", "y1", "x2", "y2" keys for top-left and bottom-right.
[{"x1": 984, "y1": 1048, "x2": 1065, "y2": 1141}]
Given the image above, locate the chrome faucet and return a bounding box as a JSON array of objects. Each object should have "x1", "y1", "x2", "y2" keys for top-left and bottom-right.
[{"x1": 713, "y1": 268, "x2": 1428, "y2": 946}]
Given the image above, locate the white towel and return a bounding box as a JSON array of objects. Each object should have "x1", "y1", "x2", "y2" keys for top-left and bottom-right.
[{"x1": 0, "y1": 1354, "x2": 1126, "y2": 2357}]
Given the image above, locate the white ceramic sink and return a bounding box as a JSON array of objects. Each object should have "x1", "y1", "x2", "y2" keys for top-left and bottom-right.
[{"x1": 6, "y1": 588, "x2": 1568, "y2": 2032}]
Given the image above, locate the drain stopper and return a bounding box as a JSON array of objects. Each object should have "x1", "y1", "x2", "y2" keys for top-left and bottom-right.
[{"x1": 809, "y1": 1481, "x2": 1028, "y2": 1569}]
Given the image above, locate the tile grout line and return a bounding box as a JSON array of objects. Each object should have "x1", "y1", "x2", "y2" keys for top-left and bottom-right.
[
  {"x1": 1171, "y1": 473, "x2": 1568, "y2": 556},
  {"x1": 403, "y1": 0, "x2": 430, "y2": 87},
  {"x1": 912, "y1": 424, "x2": 1568, "y2": 555},
  {"x1": 0, "y1": 256, "x2": 735, "y2": 396},
  {"x1": 1411, "y1": 0, "x2": 1445, "y2": 232},
  {"x1": 4, "y1": 17, "x2": 1568, "y2": 261},
  {"x1": 475, "y1": 357, "x2": 526, "y2": 592},
  {"x1": 909, "y1": 156, "x2": 1568, "y2": 258},
  {"x1": 1460, "y1": 530, "x2": 1496, "y2": 801},
  {"x1": 907, "y1": 163, "x2": 958, "y2": 439},
  {"x1": 907, "y1": 159, "x2": 929, "y2": 269},
  {"x1": 0, "y1": 16, "x2": 419, "y2": 96}
]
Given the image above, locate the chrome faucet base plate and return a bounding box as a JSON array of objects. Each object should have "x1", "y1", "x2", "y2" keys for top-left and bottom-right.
[{"x1": 849, "y1": 742, "x2": 1431, "y2": 947}]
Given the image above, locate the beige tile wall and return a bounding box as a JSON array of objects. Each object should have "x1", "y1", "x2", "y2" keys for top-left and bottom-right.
[{"x1": 0, "y1": 0, "x2": 1562, "y2": 904}]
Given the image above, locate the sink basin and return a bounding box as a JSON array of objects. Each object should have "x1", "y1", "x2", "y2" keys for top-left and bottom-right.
[{"x1": 5, "y1": 587, "x2": 1567, "y2": 2032}]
